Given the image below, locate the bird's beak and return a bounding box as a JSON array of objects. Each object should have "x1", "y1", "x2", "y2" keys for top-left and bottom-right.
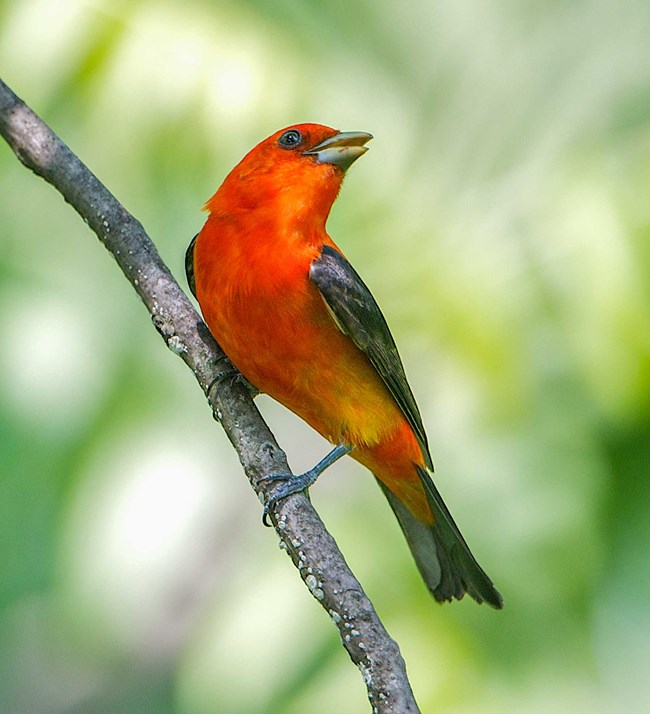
[{"x1": 303, "y1": 131, "x2": 373, "y2": 171}]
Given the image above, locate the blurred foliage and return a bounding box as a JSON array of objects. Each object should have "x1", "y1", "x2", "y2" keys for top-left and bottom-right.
[{"x1": 1, "y1": 0, "x2": 650, "y2": 712}]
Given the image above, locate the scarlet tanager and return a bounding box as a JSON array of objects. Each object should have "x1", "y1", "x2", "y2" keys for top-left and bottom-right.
[{"x1": 186, "y1": 124, "x2": 503, "y2": 608}]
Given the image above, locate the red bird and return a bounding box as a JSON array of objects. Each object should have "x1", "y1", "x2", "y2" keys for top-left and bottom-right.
[{"x1": 186, "y1": 124, "x2": 502, "y2": 608}]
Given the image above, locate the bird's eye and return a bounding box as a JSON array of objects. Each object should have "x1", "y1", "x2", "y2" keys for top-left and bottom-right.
[{"x1": 278, "y1": 129, "x2": 302, "y2": 149}]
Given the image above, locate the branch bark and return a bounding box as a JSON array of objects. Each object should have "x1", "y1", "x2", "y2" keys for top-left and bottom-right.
[{"x1": 0, "y1": 78, "x2": 421, "y2": 713}]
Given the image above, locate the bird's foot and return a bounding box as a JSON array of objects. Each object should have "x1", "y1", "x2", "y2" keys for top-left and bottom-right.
[
  {"x1": 207, "y1": 358, "x2": 239, "y2": 393},
  {"x1": 261, "y1": 468, "x2": 321, "y2": 526},
  {"x1": 260, "y1": 443, "x2": 353, "y2": 526},
  {"x1": 207, "y1": 358, "x2": 259, "y2": 399}
]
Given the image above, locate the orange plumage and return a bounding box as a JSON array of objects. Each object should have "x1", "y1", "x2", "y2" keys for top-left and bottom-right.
[{"x1": 189, "y1": 124, "x2": 502, "y2": 607}]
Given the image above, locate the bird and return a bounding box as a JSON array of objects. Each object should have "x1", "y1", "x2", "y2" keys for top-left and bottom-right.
[{"x1": 186, "y1": 124, "x2": 503, "y2": 608}]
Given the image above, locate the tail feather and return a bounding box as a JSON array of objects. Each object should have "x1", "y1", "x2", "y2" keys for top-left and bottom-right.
[{"x1": 377, "y1": 467, "x2": 503, "y2": 609}]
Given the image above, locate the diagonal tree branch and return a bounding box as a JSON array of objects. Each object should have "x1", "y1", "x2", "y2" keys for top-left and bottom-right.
[{"x1": 0, "y1": 78, "x2": 421, "y2": 713}]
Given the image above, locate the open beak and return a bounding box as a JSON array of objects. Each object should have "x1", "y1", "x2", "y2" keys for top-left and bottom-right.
[{"x1": 303, "y1": 131, "x2": 373, "y2": 171}]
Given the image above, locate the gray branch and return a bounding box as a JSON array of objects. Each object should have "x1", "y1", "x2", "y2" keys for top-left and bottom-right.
[{"x1": 0, "y1": 78, "x2": 421, "y2": 713}]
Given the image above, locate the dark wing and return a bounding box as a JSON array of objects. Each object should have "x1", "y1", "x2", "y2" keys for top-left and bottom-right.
[
  {"x1": 309, "y1": 245, "x2": 433, "y2": 470},
  {"x1": 185, "y1": 233, "x2": 198, "y2": 298}
]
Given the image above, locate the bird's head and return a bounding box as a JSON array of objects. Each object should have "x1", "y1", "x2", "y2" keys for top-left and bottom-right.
[{"x1": 205, "y1": 124, "x2": 373, "y2": 223}]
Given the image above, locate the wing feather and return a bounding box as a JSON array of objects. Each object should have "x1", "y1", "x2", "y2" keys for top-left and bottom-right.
[
  {"x1": 185, "y1": 234, "x2": 198, "y2": 299},
  {"x1": 309, "y1": 246, "x2": 433, "y2": 469}
]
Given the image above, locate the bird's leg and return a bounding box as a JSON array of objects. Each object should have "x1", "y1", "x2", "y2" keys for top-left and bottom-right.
[{"x1": 261, "y1": 444, "x2": 353, "y2": 526}]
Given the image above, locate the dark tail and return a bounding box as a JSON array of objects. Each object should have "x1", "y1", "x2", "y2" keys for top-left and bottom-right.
[{"x1": 377, "y1": 466, "x2": 503, "y2": 609}]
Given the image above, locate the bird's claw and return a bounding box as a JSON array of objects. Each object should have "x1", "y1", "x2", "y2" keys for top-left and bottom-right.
[
  {"x1": 261, "y1": 468, "x2": 319, "y2": 527},
  {"x1": 258, "y1": 471, "x2": 294, "y2": 484},
  {"x1": 207, "y1": 364, "x2": 241, "y2": 395},
  {"x1": 207, "y1": 359, "x2": 259, "y2": 403}
]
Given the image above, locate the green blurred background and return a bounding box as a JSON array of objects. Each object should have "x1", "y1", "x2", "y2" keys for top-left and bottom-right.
[{"x1": 1, "y1": 0, "x2": 649, "y2": 712}]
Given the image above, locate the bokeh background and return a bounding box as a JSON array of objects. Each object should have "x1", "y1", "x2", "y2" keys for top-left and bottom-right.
[{"x1": 1, "y1": 0, "x2": 649, "y2": 712}]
